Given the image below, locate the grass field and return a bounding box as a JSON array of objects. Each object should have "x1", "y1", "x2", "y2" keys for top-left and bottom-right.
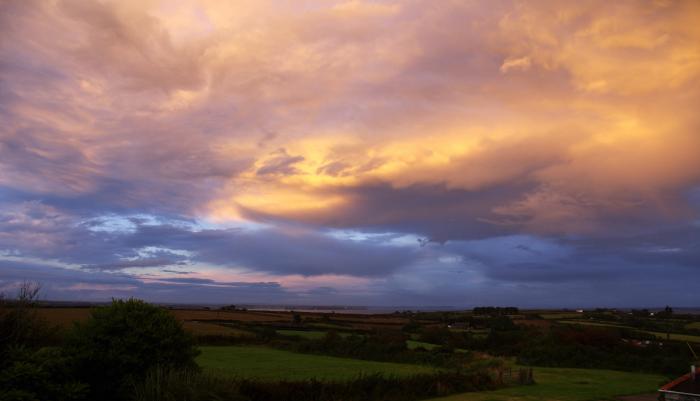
[
  {"x1": 277, "y1": 329, "x2": 328, "y2": 339},
  {"x1": 686, "y1": 322, "x2": 700, "y2": 330},
  {"x1": 540, "y1": 313, "x2": 584, "y2": 320},
  {"x1": 427, "y1": 366, "x2": 665, "y2": 401},
  {"x1": 182, "y1": 321, "x2": 253, "y2": 337},
  {"x1": 407, "y1": 340, "x2": 439, "y2": 350},
  {"x1": 196, "y1": 346, "x2": 435, "y2": 381},
  {"x1": 33, "y1": 307, "x2": 412, "y2": 332},
  {"x1": 35, "y1": 308, "x2": 91, "y2": 327},
  {"x1": 559, "y1": 320, "x2": 700, "y2": 343}
]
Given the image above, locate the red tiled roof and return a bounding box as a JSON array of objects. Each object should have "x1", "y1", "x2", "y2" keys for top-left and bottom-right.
[{"x1": 660, "y1": 367, "x2": 700, "y2": 395}]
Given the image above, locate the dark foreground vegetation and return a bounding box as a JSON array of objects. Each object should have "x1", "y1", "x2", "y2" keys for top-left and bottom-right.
[
  {"x1": 133, "y1": 369, "x2": 494, "y2": 401},
  {"x1": 402, "y1": 309, "x2": 695, "y2": 376},
  {"x1": 2, "y1": 283, "x2": 697, "y2": 401},
  {"x1": 1, "y1": 283, "x2": 201, "y2": 401},
  {"x1": 0, "y1": 283, "x2": 500, "y2": 401},
  {"x1": 205, "y1": 307, "x2": 694, "y2": 377}
]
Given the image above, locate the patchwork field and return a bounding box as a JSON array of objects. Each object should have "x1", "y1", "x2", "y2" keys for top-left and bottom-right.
[
  {"x1": 34, "y1": 307, "x2": 411, "y2": 327},
  {"x1": 687, "y1": 322, "x2": 700, "y2": 330},
  {"x1": 426, "y1": 366, "x2": 665, "y2": 401},
  {"x1": 35, "y1": 307, "x2": 91, "y2": 327},
  {"x1": 277, "y1": 329, "x2": 329, "y2": 339},
  {"x1": 26, "y1": 306, "x2": 695, "y2": 401},
  {"x1": 559, "y1": 320, "x2": 700, "y2": 343},
  {"x1": 196, "y1": 346, "x2": 435, "y2": 381},
  {"x1": 182, "y1": 321, "x2": 253, "y2": 337},
  {"x1": 407, "y1": 340, "x2": 439, "y2": 350},
  {"x1": 540, "y1": 313, "x2": 584, "y2": 320}
]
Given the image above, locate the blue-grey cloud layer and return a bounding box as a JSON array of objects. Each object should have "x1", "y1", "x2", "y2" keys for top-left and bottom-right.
[{"x1": 1, "y1": 0, "x2": 700, "y2": 306}]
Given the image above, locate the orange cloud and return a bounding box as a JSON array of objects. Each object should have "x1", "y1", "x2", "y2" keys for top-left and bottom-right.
[{"x1": 2, "y1": 0, "x2": 699, "y2": 237}]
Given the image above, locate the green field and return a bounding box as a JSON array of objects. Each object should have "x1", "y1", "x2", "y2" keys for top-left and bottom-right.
[
  {"x1": 559, "y1": 320, "x2": 700, "y2": 343},
  {"x1": 427, "y1": 366, "x2": 665, "y2": 401},
  {"x1": 276, "y1": 329, "x2": 356, "y2": 339},
  {"x1": 540, "y1": 313, "x2": 584, "y2": 320},
  {"x1": 686, "y1": 322, "x2": 700, "y2": 330},
  {"x1": 197, "y1": 346, "x2": 434, "y2": 381},
  {"x1": 407, "y1": 340, "x2": 439, "y2": 350},
  {"x1": 276, "y1": 329, "x2": 328, "y2": 339}
]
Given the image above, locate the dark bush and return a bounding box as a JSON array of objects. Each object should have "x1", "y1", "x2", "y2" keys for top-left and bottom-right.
[
  {"x1": 0, "y1": 282, "x2": 56, "y2": 356},
  {"x1": 133, "y1": 367, "x2": 248, "y2": 401},
  {"x1": 65, "y1": 299, "x2": 200, "y2": 401},
  {"x1": 133, "y1": 369, "x2": 497, "y2": 401},
  {"x1": 0, "y1": 346, "x2": 88, "y2": 401},
  {"x1": 515, "y1": 325, "x2": 691, "y2": 375},
  {"x1": 0, "y1": 283, "x2": 87, "y2": 401}
]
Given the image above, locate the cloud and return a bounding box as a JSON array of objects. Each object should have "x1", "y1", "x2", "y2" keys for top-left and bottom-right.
[
  {"x1": 83, "y1": 258, "x2": 185, "y2": 271},
  {"x1": 125, "y1": 224, "x2": 419, "y2": 277},
  {"x1": 256, "y1": 149, "x2": 305, "y2": 176},
  {"x1": 500, "y1": 56, "x2": 531, "y2": 73},
  {"x1": 0, "y1": 202, "x2": 419, "y2": 278},
  {"x1": 1, "y1": 0, "x2": 699, "y2": 306},
  {"x1": 0, "y1": 259, "x2": 290, "y2": 303}
]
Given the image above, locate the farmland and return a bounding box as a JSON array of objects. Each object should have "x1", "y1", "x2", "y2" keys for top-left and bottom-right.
[
  {"x1": 197, "y1": 345, "x2": 435, "y2": 380},
  {"x1": 687, "y1": 322, "x2": 700, "y2": 330},
  {"x1": 427, "y1": 367, "x2": 664, "y2": 401},
  {"x1": 196, "y1": 346, "x2": 665, "y2": 400},
  {"x1": 558, "y1": 320, "x2": 700, "y2": 343},
  {"x1": 16, "y1": 303, "x2": 700, "y2": 401}
]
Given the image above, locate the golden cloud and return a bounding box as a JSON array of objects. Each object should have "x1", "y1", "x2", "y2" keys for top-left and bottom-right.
[{"x1": 2, "y1": 0, "x2": 699, "y2": 236}]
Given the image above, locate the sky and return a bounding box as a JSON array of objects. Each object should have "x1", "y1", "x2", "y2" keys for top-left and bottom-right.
[{"x1": 1, "y1": 0, "x2": 699, "y2": 308}]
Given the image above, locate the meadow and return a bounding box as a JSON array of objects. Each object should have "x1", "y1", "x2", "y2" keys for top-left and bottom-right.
[
  {"x1": 559, "y1": 320, "x2": 700, "y2": 343},
  {"x1": 196, "y1": 345, "x2": 435, "y2": 381},
  {"x1": 427, "y1": 367, "x2": 664, "y2": 401},
  {"x1": 687, "y1": 322, "x2": 700, "y2": 330},
  {"x1": 195, "y1": 346, "x2": 665, "y2": 400}
]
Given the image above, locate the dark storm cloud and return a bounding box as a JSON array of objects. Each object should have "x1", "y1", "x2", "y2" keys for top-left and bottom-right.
[
  {"x1": 0, "y1": 201, "x2": 418, "y2": 278},
  {"x1": 125, "y1": 223, "x2": 417, "y2": 277},
  {"x1": 0, "y1": 259, "x2": 289, "y2": 304},
  {"x1": 240, "y1": 181, "x2": 537, "y2": 242},
  {"x1": 154, "y1": 277, "x2": 280, "y2": 289},
  {"x1": 448, "y1": 228, "x2": 700, "y2": 280},
  {"x1": 83, "y1": 258, "x2": 186, "y2": 271}
]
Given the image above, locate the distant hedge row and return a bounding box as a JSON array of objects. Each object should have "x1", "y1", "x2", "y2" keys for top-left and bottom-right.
[{"x1": 133, "y1": 368, "x2": 497, "y2": 401}]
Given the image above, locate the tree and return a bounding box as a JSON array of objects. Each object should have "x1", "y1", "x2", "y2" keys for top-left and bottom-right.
[
  {"x1": 65, "y1": 299, "x2": 199, "y2": 401},
  {"x1": 0, "y1": 281, "x2": 51, "y2": 353},
  {"x1": 0, "y1": 282, "x2": 87, "y2": 401},
  {"x1": 658, "y1": 305, "x2": 674, "y2": 318}
]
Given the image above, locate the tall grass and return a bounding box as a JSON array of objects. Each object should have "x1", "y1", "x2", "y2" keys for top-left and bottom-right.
[
  {"x1": 133, "y1": 367, "x2": 497, "y2": 401},
  {"x1": 133, "y1": 367, "x2": 247, "y2": 401}
]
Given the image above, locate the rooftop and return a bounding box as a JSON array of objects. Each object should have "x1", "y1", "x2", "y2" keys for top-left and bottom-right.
[{"x1": 660, "y1": 367, "x2": 700, "y2": 396}]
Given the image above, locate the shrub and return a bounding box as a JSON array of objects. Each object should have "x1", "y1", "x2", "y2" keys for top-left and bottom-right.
[
  {"x1": 0, "y1": 282, "x2": 55, "y2": 357},
  {"x1": 0, "y1": 346, "x2": 88, "y2": 401},
  {"x1": 65, "y1": 299, "x2": 199, "y2": 401},
  {"x1": 133, "y1": 369, "x2": 497, "y2": 401},
  {"x1": 0, "y1": 282, "x2": 85, "y2": 401},
  {"x1": 133, "y1": 367, "x2": 247, "y2": 401}
]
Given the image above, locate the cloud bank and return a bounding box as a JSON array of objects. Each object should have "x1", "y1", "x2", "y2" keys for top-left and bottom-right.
[{"x1": 1, "y1": 0, "x2": 699, "y2": 306}]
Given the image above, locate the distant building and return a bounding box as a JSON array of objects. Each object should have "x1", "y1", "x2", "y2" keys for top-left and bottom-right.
[{"x1": 659, "y1": 366, "x2": 700, "y2": 401}]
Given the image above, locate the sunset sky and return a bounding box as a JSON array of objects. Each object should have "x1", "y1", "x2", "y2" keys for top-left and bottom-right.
[{"x1": 1, "y1": 0, "x2": 699, "y2": 307}]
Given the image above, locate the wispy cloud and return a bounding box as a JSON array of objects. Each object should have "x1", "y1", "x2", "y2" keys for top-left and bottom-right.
[{"x1": 1, "y1": 0, "x2": 699, "y2": 306}]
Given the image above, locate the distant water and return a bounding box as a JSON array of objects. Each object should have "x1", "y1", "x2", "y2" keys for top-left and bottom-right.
[
  {"x1": 667, "y1": 307, "x2": 700, "y2": 315},
  {"x1": 245, "y1": 305, "x2": 459, "y2": 314},
  {"x1": 246, "y1": 306, "x2": 700, "y2": 315}
]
